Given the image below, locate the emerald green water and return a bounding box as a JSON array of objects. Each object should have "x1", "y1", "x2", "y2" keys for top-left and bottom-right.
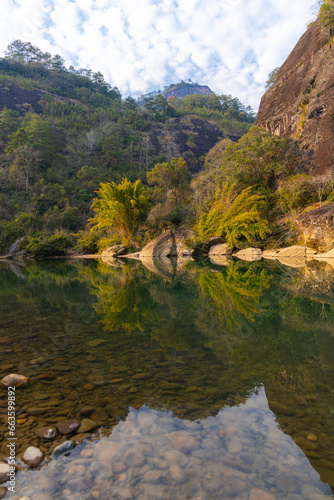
[{"x1": 0, "y1": 257, "x2": 333, "y2": 499}]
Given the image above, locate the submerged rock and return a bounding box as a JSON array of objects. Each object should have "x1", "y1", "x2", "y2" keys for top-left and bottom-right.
[
  {"x1": 0, "y1": 462, "x2": 10, "y2": 484},
  {"x1": 167, "y1": 430, "x2": 199, "y2": 452},
  {"x1": 22, "y1": 446, "x2": 44, "y2": 466},
  {"x1": 56, "y1": 420, "x2": 80, "y2": 434},
  {"x1": 34, "y1": 427, "x2": 58, "y2": 440},
  {"x1": 52, "y1": 440, "x2": 75, "y2": 458},
  {"x1": 1, "y1": 373, "x2": 28, "y2": 387},
  {"x1": 77, "y1": 419, "x2": 96, "y2": 433}
]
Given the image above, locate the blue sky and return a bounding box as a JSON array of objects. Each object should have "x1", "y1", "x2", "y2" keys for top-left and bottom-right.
[{"x1": 1, "y1": 0, "x2": 316, "y2": 109}]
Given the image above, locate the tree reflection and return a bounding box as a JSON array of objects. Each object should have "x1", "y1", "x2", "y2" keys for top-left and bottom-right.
[
  {"x1": 196, "y1": 262, "x2": 271, "y2": 327},
  {"x1": 82, "y1": 261, "x2": 153, "y2": 334}
]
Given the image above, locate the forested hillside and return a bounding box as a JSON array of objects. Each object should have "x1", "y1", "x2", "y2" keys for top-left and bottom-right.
[{"x1": 0, "y1": 40, "x2": 255, "y2": 253}]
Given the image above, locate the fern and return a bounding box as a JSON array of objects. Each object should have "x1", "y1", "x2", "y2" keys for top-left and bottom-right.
[{"x1": 197, "y1": 184, "x2": 269, "y2": 247}]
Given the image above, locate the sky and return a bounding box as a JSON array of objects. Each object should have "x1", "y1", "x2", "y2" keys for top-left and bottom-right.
[{"x1": 0, "y1": 0, "x2": 317, "y2": 110}]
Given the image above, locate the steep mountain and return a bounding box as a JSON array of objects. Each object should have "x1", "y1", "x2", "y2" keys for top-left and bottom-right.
[
  {"x1": 256, "y1": 11, "x2": 334, "y2": 175},
  {"x1": 0, "y1": 41, "x2": 255, "y2": 252},
  {"x1": 163, "y1": 82, "x2": 212, "y2": 100}
]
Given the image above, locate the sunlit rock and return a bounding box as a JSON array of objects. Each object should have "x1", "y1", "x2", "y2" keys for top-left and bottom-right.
[
  {"x1": 22, "y1": 446, "x2": 44, "y2": 466},
  {"x1": 1, "y1": 373, "x2": 28, "y2": 387}
]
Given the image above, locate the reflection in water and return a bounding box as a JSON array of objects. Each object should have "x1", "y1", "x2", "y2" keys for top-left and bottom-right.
[
  {"x1": 14, "y1": 388, "x2": 333, "y2": 500},
  {"x1": 0, "y1": 258, "x2": 334, "y2": 498},
  {"x1": 196, "y1": 263, "x2": 271, "y2": 327}
]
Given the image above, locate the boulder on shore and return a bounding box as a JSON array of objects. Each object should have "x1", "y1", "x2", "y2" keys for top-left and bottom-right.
[
  {"x1": 233, "y1": 248, "x2": 262, "y2": 261},
  {"x1": 209, "y1": 243, "x2": 232, "y2": 256},
  {"x1": 277, "y1": 246, "x2": 306, "y2": 258},
  {"x1": 139, "y1": 230, "x2": 177, "y2": 258},
  {"x1": 101, "y1": 245, "x2": 127, "y2": 258}
]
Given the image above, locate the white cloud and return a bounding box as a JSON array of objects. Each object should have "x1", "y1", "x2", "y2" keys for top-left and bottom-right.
[{"x1": 0, "y1": 0, "x2": 316, "y2": 109}]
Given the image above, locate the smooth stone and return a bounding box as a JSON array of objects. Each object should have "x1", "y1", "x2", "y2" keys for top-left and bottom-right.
[
  {"x1": 167, "y1": 430, "x2": 199, "y2": 452},
  {"x1": 169, "y1": 464, "x2": 187, "y2": 483},
  {"x1": 202, "y1": 477, "x2": 224, "y2": 494},
  {"x1": 90, "y1": 408, "x2": 108, "y2": 422},
  {"x1": 51, "y1": 365, "x2": 71, "y2": 371},
  {"x1": 132, "y1": 373, "x2": 152, "y2": 380},
  {"x1": 34, "y1": 393, "x2": 49, "y2": 400},
  {"x1": 78, "y1": 419, "x2": 97, "y2": 433},
  {"x1": 22, "y1": 446, "x2": 44, "y2": 466},
  {"x1": 87, "y1": 339, "x2": 108, "y2": 347},
  {"x1": 68, "y1": 477, "x2": 94, "y2": 492},
  {"x1": 56, "y1": 420, "x2": 80, "y2": 434},
  {"x1": 143, "y1": 470, "x2": 166, "y2": 484},
  {"x1": 0, "y1": 462, "x2": 10, "y2": 484},
  {"x1": 68, "y1": 464, "x2": 86, "y2": 477},
  {"x1": 224, "y1": 477, "x2": 247, "y2": 496},
  {"x1": 70, "y1": 433, "x2": 90, "y2": 445},
  {"x1": 82, "y1": 384, "x2": 95, "y2": 391},
  {"x1": 110, "y1": 378, "x2": 124, "y2": 384},
  {"x1": 316, "y1": 459, "x2": 334, "y2": 470},
  {"x1": 270, "y1": 401, "x2": 296, "y2": 416},
  {"x1": 79, "y1": 406, "x2": 95, "y2": 416},
  {"x1": 249, "y1": 488, "x2": 276, "y2": 500},
  {"x1": 52, "y1": 441, "x2": 75, "y2": 458},
  {"x1": 164, "y1": 449, "x2": 188, "y2": 467},
  {"x1": 27, "y1": 407, "x2": 47, "y2": 416},
  {"x1": 1, "y1": 374, "x2": 28, "y2": 387},
  {"x1": 0, "y1": 487, "x2": 7, "y2": 499},
  {"x1": 34, "y1": 427, "x2": 58, "y2": 440},
  {"x1": 226, "y1": 435, "x2": 242, "y2": 454},
  {"x1": 307, "y1": 433, "x2": 318, "y2": 441},
  {"x1": 0, "y1": 364, "x2": 13, "y2": 370},
  {"x1": 295, "y1": 436, "x2": 318, "y2": 450},
  {"x1": 124, "y1": 450, "x2": 145, "y2": 467}
]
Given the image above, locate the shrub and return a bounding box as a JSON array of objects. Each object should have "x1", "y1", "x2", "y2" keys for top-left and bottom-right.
[
  {"x1": 196, "y1": 184, "x2": 269, "y2": 247},
  {"x1": 25, "y1": 233, "x2": 73, "y2": 257}
]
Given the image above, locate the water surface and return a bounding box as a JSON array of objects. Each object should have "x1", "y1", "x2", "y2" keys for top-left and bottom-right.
[{"x1": 0, "y1": 257, "x2": 333, "y2": 499}]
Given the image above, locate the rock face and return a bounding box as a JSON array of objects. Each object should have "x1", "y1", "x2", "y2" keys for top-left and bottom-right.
[
  {"x1": 149, "y1": 117, "x2": 236, "y2": 173},
  {"x1": 139, "y1": 230, "x2": 177, "y2": 258},
  {"x1": 0, "y1": 84, "x2": 44, "y2": 115},
  {"x1": 296, "y1": 203, "x2": 334, "y2": 252},
  {"x1": 256, "y1": 16, "x2": 334, "y2": 175},
  {"x1": 163, "y1": 82, "x2": 213, "y2": 100}
]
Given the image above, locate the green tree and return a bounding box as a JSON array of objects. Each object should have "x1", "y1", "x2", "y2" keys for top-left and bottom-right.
[
  {"x1": 0, "y1": 107, "x2": 19, "y2": 144},
  {"x1": 197, "y1": 183, "x2": 269, "y2": 247},
  {"x1": 147, "y1": 157, "x2": 190, "y2": 207},
  {"x1": 90, "y1": 178, "x2": 150, "y2": 239},
  {"x1": 265, "y1": 67, "x2": 280, "y2": 89},
  {"x1": 6, "y1": 114, "x2": 57, "y2": 167},
  {"x1": 220, "y1": 127, "x2": 295, "y2": 190}
]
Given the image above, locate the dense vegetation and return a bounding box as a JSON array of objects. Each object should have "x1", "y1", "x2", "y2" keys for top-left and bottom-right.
[{"x1": 0, "y1": 40, "x2": 256, "y2": 254}]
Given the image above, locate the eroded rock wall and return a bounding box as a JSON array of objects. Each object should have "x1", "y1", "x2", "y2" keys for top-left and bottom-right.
[{"x1": 256, "y1": 18, "x2": 334, "y2": 175}]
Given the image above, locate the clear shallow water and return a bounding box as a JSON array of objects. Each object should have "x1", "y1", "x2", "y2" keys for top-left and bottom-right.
[{"x1": 0, "y1": 257, "x2": 333, "y2": 499}]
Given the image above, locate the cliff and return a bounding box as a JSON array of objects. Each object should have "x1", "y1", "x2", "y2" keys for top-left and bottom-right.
[
  {"x1": 256, "y1": 17, "x2": 334, "y2": 175},
  {"x1": 163, "y1": 82, "x2": 213, "y2": 100}
]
